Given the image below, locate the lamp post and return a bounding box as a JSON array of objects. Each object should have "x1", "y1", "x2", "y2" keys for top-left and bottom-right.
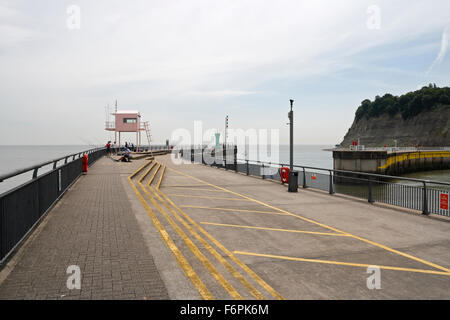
[
  {"x1": 288, "y1": 99, "x2": 298, "y2": 192},
  {"x1": 289, "y1": 99, "x2": 294, "y2": 172}
]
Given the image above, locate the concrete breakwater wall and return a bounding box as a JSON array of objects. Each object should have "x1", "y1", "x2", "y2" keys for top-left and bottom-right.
[{"x1": 333, "y1": 150, "x2": 450, "y2": 176}]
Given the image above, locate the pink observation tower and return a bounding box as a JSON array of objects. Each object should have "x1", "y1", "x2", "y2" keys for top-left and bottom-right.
[{"x1": 105, "y1": 109, "x2": 151, "y2": 152}]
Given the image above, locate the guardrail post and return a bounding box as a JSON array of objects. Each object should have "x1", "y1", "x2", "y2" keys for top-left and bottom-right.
[
  {"x1": 329, "y1": 170, "x2": 334, "y2": 194},
  {"x1": 246, "y1": 160, "x2": 249, "y2": 175},
  {"x1": 223, "y1": 145, "x2": 226, "y2": 169},
  {"x1": 32, "y1": 168, "x2": 39, "y2": 179},
  {"x1": 422, "y1": 181, "x2": 429, "y2": 215},
  {"x1": 302, "y1": 168, "x2": 307, "y2": 188},
  {"x1": 0, "y1": 197, "x2": 3, "y2": 261},
  {"x1": 368, "y1": 178, "x2": 374, "y2": 203},
  {"x1": 234, "y1": 146, "x2": 238, "y2": 173}
]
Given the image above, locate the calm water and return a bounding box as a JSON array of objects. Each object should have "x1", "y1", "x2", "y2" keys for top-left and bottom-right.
[
  {"x1": 1, "y1": 144, "x2": 449, "y2": 194},
  {"x1": 0, "y1": 145, "x2": 96, "y2": 194}
]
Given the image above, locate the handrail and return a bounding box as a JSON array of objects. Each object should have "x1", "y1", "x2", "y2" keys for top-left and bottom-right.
[
  {"x1": 234, "y1": 157, "x2": 450, "y2": 186},
  {"x1": 0, "y1": 146, "x2": 106, "y2": 183}
]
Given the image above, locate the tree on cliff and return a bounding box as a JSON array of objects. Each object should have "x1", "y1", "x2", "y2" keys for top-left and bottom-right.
[{"x1": 354, "y1": 85, "x2": 450, "y2": 122}]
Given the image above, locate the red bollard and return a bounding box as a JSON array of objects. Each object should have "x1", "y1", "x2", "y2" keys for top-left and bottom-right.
[{"x1": 82, "y1": 154, "x2": 88, "y2": 174}]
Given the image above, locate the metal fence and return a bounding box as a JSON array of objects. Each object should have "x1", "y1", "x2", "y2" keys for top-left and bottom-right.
[
  {"x1": 179, "y1": 149, "x2": 450, "y2": 217},
  {"x1": 0, "y1": 147, "x2": 106, "y2": 264},
  {"x1": 335, "y1": 146, "x2": 450, "y2": 152}
]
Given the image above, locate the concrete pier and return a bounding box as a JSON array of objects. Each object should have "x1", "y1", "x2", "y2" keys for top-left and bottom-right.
[
  {"x1": 0, "y1": 154, "x2": 449, "y2": 299},
  {"x1": 333, "y1": 149, "x2": 450, "y2": 175}
]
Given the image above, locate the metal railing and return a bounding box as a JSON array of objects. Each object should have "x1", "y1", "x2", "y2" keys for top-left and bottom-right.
[
  {"x1": 105, "y1": 121, "x2": 115, "y2": 129},
  {"x1": 179, "y1": 148, "x2": 450, "y2": 217},
  {"x1": 0, "y1": 147, "x2": 106, "y2": 265},
  {"x1": 335, "y1": 146, "x2": 450, "y2": 152}
]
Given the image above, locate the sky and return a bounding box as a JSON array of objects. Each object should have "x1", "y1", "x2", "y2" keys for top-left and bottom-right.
[{"x1": 0, "y1": 0, "x2": 449, "y2": 146}]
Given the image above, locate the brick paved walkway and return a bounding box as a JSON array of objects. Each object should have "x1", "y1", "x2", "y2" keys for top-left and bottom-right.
[{"x1": 0, "y1": 157, "x2": 169, "y2": 300}]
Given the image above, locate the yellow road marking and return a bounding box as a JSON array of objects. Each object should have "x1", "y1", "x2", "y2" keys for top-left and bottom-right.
[
  {"x1": 200, "y1": 222, "x2": 350, "y2": 237},
  {"x1": 165, "y1": 187, "x2": 226, "y2": 193},
  {"x1": 138, "y1": 162, "x2": 156, "y2": 184},
  {"x1": 127, "y1": 165, "x2": 213, "y2": 300},
  {"x1": 147, "y1": 177, "x2": 266, "y2": 300},
  {"x1": 166, "y1": 166, "x2": 450, "y2": 274},
  {"x1": 137, "y1": 180, "x2": 243, "y2": 300},
  {"x1": 148, "y1": 163, "x2": 161, "y2": 186},
  {"x1": 156, "y1": 187, "x2": 284, "y2": 300},
  {"x1": 156, "y1": 166, "x2": 166, "y2": 189},
  {"x1": 129, "y1": 160, "x2": 152, "y2": 179},
  {"x1": 181, "y1": 205, "x2": 288, "y2": 216},
  {"x1": 162, "y1": 184, "x2": 210, "y2": 188},
  {"x1": 167, "y1": 194, "x2": 250, "y2": 201},
  {"x1": 234, "y1": 251, "x2": 450, "y2": 276}
]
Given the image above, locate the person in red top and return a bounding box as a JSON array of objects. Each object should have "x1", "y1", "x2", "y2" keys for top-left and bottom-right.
[{"x1": 106, "y1": 141, "x2": 111, "y2": 155}]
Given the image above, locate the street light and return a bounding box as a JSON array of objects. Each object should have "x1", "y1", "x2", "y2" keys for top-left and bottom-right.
[{"x1": 288, "y1": 99, "x2": 298, "y2": 192}]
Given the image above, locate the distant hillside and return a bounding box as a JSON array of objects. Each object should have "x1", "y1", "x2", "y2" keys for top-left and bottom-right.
[{"x1": 340, "y1": 85, "x2": 450, "y2": 147}]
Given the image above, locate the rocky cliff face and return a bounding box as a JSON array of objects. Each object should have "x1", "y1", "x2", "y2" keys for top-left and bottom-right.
[{"x1": 340, "y1": 105, "x2": 450, "y2": 147}]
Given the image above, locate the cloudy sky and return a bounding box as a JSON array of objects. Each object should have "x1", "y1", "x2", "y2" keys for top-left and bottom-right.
[{"x1": 0, "y1": 0, "x2": 449, "y2": 145}]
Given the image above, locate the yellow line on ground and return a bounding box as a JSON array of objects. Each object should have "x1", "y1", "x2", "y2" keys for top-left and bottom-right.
[
  {"x1": 148, "y1": 163, "x2": 161, "y2": 186},
  {"x1": 129, "y1": 160, "x2": 152, "y2": 179},
  {"x1": 156, "y1": 165, "x2": 166, "y2": 189},
  {"x1": 234, "y1": 251, "x2": 450, "y2": 276},
  {"x1": 162, "y1": 185, "x2": 211, "y2": 188},
  {"x1": 138, "y1": 180, "x2": 243, "y2": 300},
  {"x1": 148, "y1": 183, "x2": 266, "y2": 300},
  {"x1": 156, "y1": 187, "x2": 284, "y2": 300},
  {"x1": 166, "y1": 194, "x2": 250, "y2": 201},
  {"x1": 200, "y1": 222, "x2": 350, "y2": 237},
  {"x1": 138, "y1": 162, "x2": 156, "y2": 183},
  {"x1": 181, "y1": 205, "x2": 289, "y2": 216},
  {"x1": 165, "y1": 187, "x2": 226, "y2": 193},
  {"x1": 127, "y1": 169, "x2": 213, "y2": 300},
  {"x1": 166, "y1": 166, "x2": 450, "y2": 274}
]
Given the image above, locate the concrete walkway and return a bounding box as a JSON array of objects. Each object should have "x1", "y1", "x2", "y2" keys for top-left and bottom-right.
[
  {"x1": 152, "y1": 155, "x2": 450, "y2": 299},
  {"x1": 0, "y1": 157, "x2": 169, "y2": 300},
  {"x1": 1, "y1": 154, "x2": 449, "y2": 300}
]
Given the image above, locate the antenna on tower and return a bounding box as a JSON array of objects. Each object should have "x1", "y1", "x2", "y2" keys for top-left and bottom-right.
[{"x1": 115, "y1": 100, "x2": 118, "y2": 113}]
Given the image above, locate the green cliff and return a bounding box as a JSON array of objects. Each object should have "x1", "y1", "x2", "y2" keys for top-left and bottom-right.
[{"x1": 340, "y1": 85, "x2": 450, "y2": 147}]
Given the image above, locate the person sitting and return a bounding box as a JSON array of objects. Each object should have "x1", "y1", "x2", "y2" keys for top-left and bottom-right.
[{"x1": 116, "y1": 147, "x2": 132, "y2": 162}]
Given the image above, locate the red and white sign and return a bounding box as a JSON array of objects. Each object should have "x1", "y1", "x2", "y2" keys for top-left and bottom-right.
[{"x1": 440, "y1": 193, "x2": 449, "y2": 211}]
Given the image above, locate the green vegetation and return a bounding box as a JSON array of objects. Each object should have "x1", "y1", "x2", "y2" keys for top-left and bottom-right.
[{"x1": 355, "y1": 84, "x2": 450, "y2": 122}]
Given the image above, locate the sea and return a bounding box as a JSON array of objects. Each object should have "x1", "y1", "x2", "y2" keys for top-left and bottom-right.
[
  {"x1": 0, "y1": 145, "x2": 96, "y2": 194},
  {"x1": 1, "y1": 144, "x2": 449, "y2": 194}
]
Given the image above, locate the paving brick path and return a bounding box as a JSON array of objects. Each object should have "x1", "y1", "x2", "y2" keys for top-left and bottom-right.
[{"x1": 0, "y1": 157, "x2": 169, "y2": 300}]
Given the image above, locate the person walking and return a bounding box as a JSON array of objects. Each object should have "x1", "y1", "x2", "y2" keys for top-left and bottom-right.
[{"x1": 106, "y1": 141, "x2": 111, "y2": 156}]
